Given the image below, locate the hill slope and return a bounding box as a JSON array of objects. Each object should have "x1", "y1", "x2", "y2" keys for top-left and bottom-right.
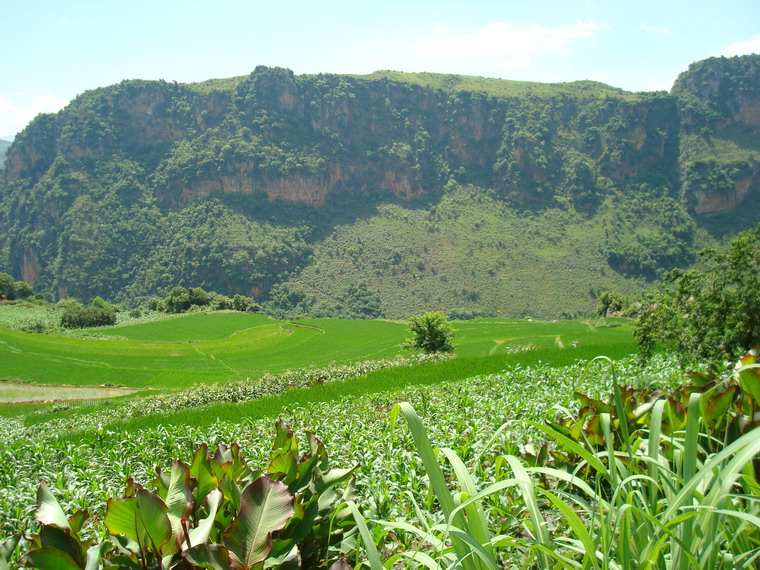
[{"x1": 1, "y1": 56, "x2": 759, "y2": 317}]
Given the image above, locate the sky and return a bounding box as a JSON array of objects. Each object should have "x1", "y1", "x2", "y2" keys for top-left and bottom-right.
[{"x1": 2, "y1": 0, "x2": 759, "y2": 140}]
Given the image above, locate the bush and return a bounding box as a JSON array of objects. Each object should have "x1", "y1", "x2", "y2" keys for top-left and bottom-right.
[
  {"x1": 232, "y1": 293, "x2": 259, "y2": 313},
  {"x1": 0, "y1": 272, "x2": 35, "y2": 300},
  {"x1": 60, "y1": 304, "x2": 117, "y2": 329},
  {"x1": 15, "y1": 422, "x2": 358, "y2": 569},
  {"x1": 635, "y1": 224, "x2": 760, "y2": 363},
  {"x1": 209, "y1": 291, "x2": 234, "y2": 310},
  {"x1": 403, "y1": 311, "x2": 455, "y2": 353}
]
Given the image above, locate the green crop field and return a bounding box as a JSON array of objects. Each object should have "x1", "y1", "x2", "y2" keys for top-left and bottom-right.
[
  {"x1": 96, "y1": 312, "x2": 275, "y2": 341},
  {"x1": 0, "y1": 312, "x2": 635, "y2": 398},
  {"x1": 2, "y1": 309, "x2": 757, "y2": 568}
]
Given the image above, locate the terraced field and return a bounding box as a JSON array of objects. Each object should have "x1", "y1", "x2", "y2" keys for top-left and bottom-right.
[{"x1": 0, "y1": 311, "x2": 635, "y2": 398}]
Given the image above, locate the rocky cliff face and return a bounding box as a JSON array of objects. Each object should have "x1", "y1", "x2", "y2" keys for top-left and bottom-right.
[
  {"x1": 1, "y1": 56, "x2": 759, "y2": 307},
  {"x1": 673, "y1": 56, "x2": 760, "y2": 214}
]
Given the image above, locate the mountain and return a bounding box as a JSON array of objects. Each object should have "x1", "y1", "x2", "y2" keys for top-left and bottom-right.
[
  {"x1": 0, "y1": 139, "x2": 10, "y2": 168},
  {"x1": 1, "y1": 55, "x2": 759, "y2": 319}
]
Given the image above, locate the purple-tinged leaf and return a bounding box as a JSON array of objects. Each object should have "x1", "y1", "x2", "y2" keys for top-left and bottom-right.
[{"x1": 222, "y1": 476, "x2": 294, "y2": 568}]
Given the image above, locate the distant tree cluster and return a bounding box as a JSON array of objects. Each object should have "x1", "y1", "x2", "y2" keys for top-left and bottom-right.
[
  {"x1": 596, "y1": 291, "x2": 640, "y2": 318},
  {"x1": 59, "y1": 297, "x2": 117, "y2": 329},
  {"x1": 146, "y1": 286, "x2": 260, "y2": 314},
  {"x1": 0, "y1": 272, "x2": 36, "y2": 301}
]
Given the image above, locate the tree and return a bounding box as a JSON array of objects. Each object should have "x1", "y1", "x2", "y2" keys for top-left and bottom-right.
[
  {"x1": 635, "y1": 224, "x2": 760, "y2": 363},
  {"x1": 60, "y1": 303, "x2": 117, "y2": 328},
  {"x1": 13, "y1": 280, "x2": 34, "y2": 299},
  {"x1": 0, "y1": 272, "x2": 14, "y2": 299},
  {"x1": 403, "y1": 311, "x2": 455, "y2": 354},
  {"x1": 164, "y1": 286, "x2": 193, "y2": 313},
  {"x1": 232, "y1": 294, "x2": 260, "y2": 313},
  {"x1": 0, "y1": 272, "x2": 34, "y2": 300}
]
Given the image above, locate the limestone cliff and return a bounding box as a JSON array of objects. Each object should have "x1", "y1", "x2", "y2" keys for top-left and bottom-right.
[
  {"x1": 0, "y1": 56, "x2": 758, "y2": 309},
  {"x1": 673, "y1": 55, "x2": 760, "y2": 214}
]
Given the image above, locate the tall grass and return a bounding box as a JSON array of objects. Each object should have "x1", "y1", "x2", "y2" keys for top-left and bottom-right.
[{"x1": 361, "y1": 361, "x2": 760, "y2": 568}]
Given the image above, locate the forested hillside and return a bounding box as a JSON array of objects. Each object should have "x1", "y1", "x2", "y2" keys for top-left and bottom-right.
[{"x1": 1, "y1": 55, "x2": 759, "y2": 318}]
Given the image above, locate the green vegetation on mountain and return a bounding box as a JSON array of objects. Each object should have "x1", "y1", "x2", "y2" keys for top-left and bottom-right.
[{"x1": 1, "y1": 55, "x2": 759, "y2": 318}]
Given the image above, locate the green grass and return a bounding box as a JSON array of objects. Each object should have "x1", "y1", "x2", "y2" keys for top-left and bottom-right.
[
  {"x1": 355, "y1": 70, "x2": 630, "y2": 98},
  {"x1": 0, "y1": 381, "x2": 138, "y2": 403},
  {"x1": 274, "y1": 189, "x2": 653, "y2": 320},
  {"x1": 452, "y1": 317, "x2": 633, "y2": 356},
  {"x1": 186, "y1": 69, "x2": 630, "y2": 100},
  {"x1": 93, "y1": 336, "x2": 637, "y2": 436},
  {"x1": 96, "y1": 312, "x2": 275, "y2": 341},
  {"x1": 0, "y1": 301, "x2": 60, "y2": 330},
  {"x1": 0, "y1": 348, "x2": 680, "y2": 552},
  {"x1": 0, "y1": 312, "x2": 634, "y2": 396}
]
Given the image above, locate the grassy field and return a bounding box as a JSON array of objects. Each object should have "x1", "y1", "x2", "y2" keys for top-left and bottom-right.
[
  {"x1": 0, "y1": 311, "x2": 635, "y2": 397},
  {"x1": 0, "y1": 351, "x2": 687, "y2": 559},
  {"x1": 7, "y1": 308, "x2": 749, "y2": 569}
]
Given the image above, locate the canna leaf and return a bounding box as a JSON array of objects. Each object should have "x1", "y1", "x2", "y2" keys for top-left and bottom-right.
[
  {"x1": 738, "y1": 366, "x2": 760, "y2": 405},
  {"x1": 183, "y1": 543, "x2": 234, "y2": 569},
  {"x1": 684, "y1": 371, "x2": 712, "y2": 387},
  {"x1": 164, "y1": 460, "x2": 193, "y2": 555},
  {"x1": 271, "y1": 420, "x2": 297, "y2": 459},
  {"x1": 190, "y1": 443, "x2": 219, "y2": 506},
  {"x1": 0, "y1": 534, "x2": 21, "y2": 570},
  {"x1": 222, "y1": 476, "x2": 294, "y2": 568},
  {"x1": 104, "y1": 489, "x2": 172, "y2": 556},
  {"x1": 36, "y1": 481, "x2": 70, "y2": 530},
  {"x1": 84, "y1": 543, "x2": 107, "y2": 570},
  {"x1": 699, "y1": 385, "x2": 737, "y2": 430},
  {"x1": 188, "y1": 489, "x2": 223, "y2": 547},
  {"x1": 18, "y1": 547, "x2": 82, "y2": 570},
  {"x1": 268, "y1": 452, "x2": 298, "y2": 484},
  {"x1": 39, "y1": 524, "x2": 84, "y2": 567},
  {"x1": 67, "y1": 510, "x2": 89, "y2": 534}
]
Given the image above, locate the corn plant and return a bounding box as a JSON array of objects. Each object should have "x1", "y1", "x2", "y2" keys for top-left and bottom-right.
[
  {"x1": 362, "y1": 353, "x2": 760, "y2": 568},
  {"x1": 17, "y1": 420, "x2": 358, "y2": 569}
]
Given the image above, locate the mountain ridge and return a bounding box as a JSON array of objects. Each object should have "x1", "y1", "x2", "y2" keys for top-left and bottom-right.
[{"x1": 1, "y1": 55, "x2": 759, "y2": 318}]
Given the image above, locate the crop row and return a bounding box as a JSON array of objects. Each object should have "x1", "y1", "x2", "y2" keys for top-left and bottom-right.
[
  {"x1": 0, "y1": 354, "x2": 683, "y2": 541},
  {"x1": 15, "y1": 353, "x2": 451, "y2": 441}
]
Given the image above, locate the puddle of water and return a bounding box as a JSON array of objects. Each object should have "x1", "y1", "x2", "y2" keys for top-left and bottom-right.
[{"x1": 0, "y1": 381, "x2": 138, "y2": 404}]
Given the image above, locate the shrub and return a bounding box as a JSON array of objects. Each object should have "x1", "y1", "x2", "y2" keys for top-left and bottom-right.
[
  {"x1": 403, "y1": 311, "x2": 455, "y2": 353},
  {"x1": 209, "y1": 291, "x2": 234, "y2": 310},
  {"x1": 232, "y1": 293, "x2": 259, "y2": 313},
  {"x1": 60, "y1": 304, "x2": 117, "y2": 329},
  {"x1": 635, "y1": 224, "x2": 760, "y2": 363}
]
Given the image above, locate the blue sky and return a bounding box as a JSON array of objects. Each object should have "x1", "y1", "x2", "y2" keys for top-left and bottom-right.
[{"x1": 2, "y1": 0, "x2": 759, "y2": 139}]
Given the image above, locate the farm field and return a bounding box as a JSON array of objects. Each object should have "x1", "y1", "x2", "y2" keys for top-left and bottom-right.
[
  {"x1": 0, "y1": 351, "x2": 692, "y2": 565},
  {"x1": 0, "y1": 311, "x2": 635, "y2": 396},
  {"x1": 1, "y1": 309, "x2": 758, "y2": 567}
]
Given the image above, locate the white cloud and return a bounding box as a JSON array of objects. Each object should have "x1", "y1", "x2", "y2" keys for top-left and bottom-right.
[
  {"x1": 640, "y1": 24, "x2": 671, "y2": 35},
  {"x1": 432, "y1": 23, "x2": 449, "y2": 35},
  {"x1": 414, "y1": 20, "x2": 610, "y2": 71},
  {"x1": 0, "y1": 94, "x2": 69, "y2": 138},
  {"x1": 718, "y1": 32, "x2": 760, "y2": 57}
]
